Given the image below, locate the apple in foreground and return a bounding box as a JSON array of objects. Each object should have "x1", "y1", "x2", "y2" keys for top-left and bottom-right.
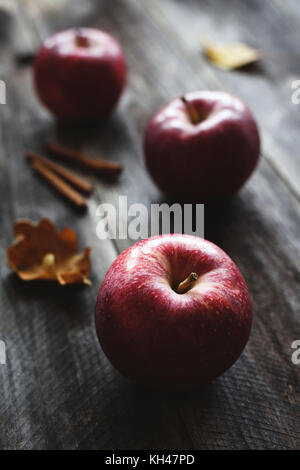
[
  {"x1": 95, "y1": 234, "x2": 252, "y2": 389},
  {"x1": 144, "y1": 91, "x2": 260, "y2": 201},
  {"x1": 33, "y1": 28, "x2": 126, "y2": 122}
]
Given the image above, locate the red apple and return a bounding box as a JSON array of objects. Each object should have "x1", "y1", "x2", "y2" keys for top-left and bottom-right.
[
  {"x1": 95, "y1": 234, "x2": 252, "y2": 389},
  {"x1": 144, "y1": 91, "x2": 260, "y2": 201},
  {"x1": 33, "y1": 28, "x2": 126, "y2": 122}
]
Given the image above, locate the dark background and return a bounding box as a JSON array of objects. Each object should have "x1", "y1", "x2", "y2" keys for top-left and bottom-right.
[{"x1": 0, "y1": 0, "x2": 299, "y2": 450}]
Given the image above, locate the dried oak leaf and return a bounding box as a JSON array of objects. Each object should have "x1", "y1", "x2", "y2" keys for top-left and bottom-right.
[
  {"x1": 7, "y1": 218, "x2": 91, "y2": 285},
  {"x1": 203, "y1": 42, "x2": 260, "y2": 70}
]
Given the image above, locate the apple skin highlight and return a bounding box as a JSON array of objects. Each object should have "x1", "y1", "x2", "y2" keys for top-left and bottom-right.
[
  {"x1": 95, "y1": 234, "x2": 252, "y2": 389},
  {"x1": 144, "y1": 90, "x2": 260, "y2": 201},
  {"x1": 33, "y1": 28, "x2": 126, "y2": 122}
]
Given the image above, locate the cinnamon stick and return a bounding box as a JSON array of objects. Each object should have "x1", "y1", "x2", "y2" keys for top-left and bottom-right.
[
  {"x1": 26, "y1": 151, "x2": 92, "y2": 194},
  {"x1": 46, "y1": 142, "x2": 122, "y2": 176},
  {"x1": 30, "y1": 159, "x2": 87, "y2": 210}
]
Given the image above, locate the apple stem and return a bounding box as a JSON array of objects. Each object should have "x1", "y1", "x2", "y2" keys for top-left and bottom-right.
[
  {"x1": 75, "y1": 29, "x2": 90, "y2": 48},
  {"x1": 177, "y1": 272, "x2": 198, "y2": 294},
  {"x1": 181, "y1": 96, "x2": 200, "y2": 125}
]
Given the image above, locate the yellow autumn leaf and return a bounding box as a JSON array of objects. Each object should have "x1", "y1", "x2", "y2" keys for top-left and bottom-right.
[
  {"x1": 7, "y1": 218, "x2": 92, "y2": 286},
  {"x1": 203, "y1": 42, "x2": 260, "y2": 70}
]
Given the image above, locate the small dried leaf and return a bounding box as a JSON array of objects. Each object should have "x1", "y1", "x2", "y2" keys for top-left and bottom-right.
[
  {"x1": 7, "y1": 218, "x2": 91, "y2": 286},
  {"x1": 203, "y1": 41, "x2": 260, "y2": 70}
]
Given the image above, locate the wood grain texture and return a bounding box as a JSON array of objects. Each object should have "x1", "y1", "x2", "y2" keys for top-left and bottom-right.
[{"x1": 0, "y1": 0, "x2": 299, "y2": 450}]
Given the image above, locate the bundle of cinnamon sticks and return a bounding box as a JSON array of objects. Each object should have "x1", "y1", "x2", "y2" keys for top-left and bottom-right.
[{"x1": 26, "y1": 142, "x2": 123, "y2": 210}]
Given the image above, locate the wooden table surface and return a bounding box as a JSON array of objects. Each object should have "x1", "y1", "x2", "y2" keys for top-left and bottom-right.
[{"x1": 0, "y1": 0, "x2": 299, "y2": 450}]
